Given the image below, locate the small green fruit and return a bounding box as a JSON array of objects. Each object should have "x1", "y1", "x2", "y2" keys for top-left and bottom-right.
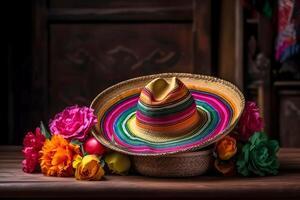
[{"x1": 104, "y1": 152, "x2": 131, "y2": 175}]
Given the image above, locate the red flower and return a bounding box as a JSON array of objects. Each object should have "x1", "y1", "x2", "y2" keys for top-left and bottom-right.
[
  {"x1": 22, "y1": 128, "x2": 45, "y2": 173},
  {"x1": 23, "y1": 128, "x2": 45, "y2": 149},
  {"x1": 22, "y1": 147, "x2": 39, "y2": 173},
  {"x1": 238, "y1": 101, "x2": 264, "y2": 141}
]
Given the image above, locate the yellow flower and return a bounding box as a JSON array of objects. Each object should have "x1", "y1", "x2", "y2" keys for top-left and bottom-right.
[
  {"x1": 215, "y1": 135, "x2": 237, "y2": 160},
  {"x1": 40, "y1": 135, "x2": 80, "y2": 177},
  {"x1": 104, "y1": 152, "x2": 131, "y2": 175},
  {"x1": 72, "y1": 154, "x2": 83, "y2": 169},
  {"x1": 74, "y1": 155, "x2": 105, "y2": 181}
]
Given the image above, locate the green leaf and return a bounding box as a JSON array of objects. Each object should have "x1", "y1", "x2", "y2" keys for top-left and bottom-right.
[
  {"x1": 81, "y1": 144, "x2": 87, "y2": 156},
  {"x1": 70, "y1": 140, "x2": 86, "y2": 156},
  {"x1": 100, "y1": 159, "x2": 105, "y2": 168},
  {"x1": 70, "y1": 139, "x2": 83, "y2": 146},
  {"x1": 40, "y1": 121, "x2": 51, "y2": 139}
]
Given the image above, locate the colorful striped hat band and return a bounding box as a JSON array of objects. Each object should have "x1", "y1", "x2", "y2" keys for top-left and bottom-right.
[{"x1": 91, "y1": 74, "x2": 245, "y2": 156}]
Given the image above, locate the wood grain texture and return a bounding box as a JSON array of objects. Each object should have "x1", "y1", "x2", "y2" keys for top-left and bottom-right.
[
  {"x1": 49, "y1": 24, "x2": 193, "y2": 117},
  {"x1": 48, "y1": 0, "x2": 193, "y2": 21},
  {"x1": 49, "y1": 0, "x2": 193, "y2": 9},
  {"x1": 218, "y1": 0, "x2": 244, "y2": 91},
  {"x1": 277, "y1": 84, "x2": 300, "y2": 147},
  {"x1": 193, "y1": 0, "x2": 211, "y2": 75},
  {"x1": 0, "y1": 146, "x2": 300, "y2": 199},
  {"x1": 48, "y1": 8, "x2": 193, "y2": 22},
  {"x1": 26, "y1": 0, "x2": 212, "y2": 138},
  {"x1": 31, "y1": 0, "x2": 49, "y2": 125}
]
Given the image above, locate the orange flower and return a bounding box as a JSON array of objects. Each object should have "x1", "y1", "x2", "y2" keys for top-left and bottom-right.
[
  {"x1": 214, "y1": 159, "x2": 236, "y2": 176},
  {"x1": 40, "y1": 135, "x2": 80, "y2": 177},
  {"x1": 215, "y1": 135, "x2": 237, "y2": 160}
]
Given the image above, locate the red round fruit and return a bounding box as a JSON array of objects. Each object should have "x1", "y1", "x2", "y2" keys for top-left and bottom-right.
[{"x1": 84, "y1": 137, "x2": 105, "y2": 156}]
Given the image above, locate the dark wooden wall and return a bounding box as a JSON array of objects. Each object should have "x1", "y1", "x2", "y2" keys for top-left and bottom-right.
[
  {"x1": 7, "y1": 0, "x2": 300, "y2": 147},
  {"x1": 7, "y1": 0, "x2": 217, "y2": 145}
]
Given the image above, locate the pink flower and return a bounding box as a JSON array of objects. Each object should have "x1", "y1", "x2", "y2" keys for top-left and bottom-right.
[
  {"x1": 22, "y1": 128, "x2": 45, "y2": 173},
  {"x1": 238, "y1": 101, "x2": 264, "y2": 141},
  {"x1": 49, "y1": 105, "x2": 97, "y2": 141}
]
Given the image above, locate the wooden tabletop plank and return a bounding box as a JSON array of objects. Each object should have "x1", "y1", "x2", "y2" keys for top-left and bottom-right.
[{"x1": 0, "y1": 146, "x2": 300, "y2": 199}]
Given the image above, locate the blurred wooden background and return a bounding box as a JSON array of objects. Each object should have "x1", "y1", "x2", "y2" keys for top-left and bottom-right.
[{"x1": 7, "y1": 0, "x2": 300, "y2": 147}]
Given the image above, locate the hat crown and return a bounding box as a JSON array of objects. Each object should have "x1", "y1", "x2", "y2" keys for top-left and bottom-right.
[
  {"x1": 143, "y1": 77, "x2": 182, "y2": 103},
  {"x1": 136, "y1": 77, "x2": 201, "y2": 138}
]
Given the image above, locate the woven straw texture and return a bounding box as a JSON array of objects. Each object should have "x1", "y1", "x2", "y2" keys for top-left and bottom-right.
[
  {"x1": 133, "y1": 149, "x2": 213, "y2": 177},
  {"x1": 90, "y1": 73, "x2": 245, "y2": 156}
]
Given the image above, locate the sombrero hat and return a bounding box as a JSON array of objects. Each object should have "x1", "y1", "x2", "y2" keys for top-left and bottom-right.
[{"x1": 90, "y1": 73, "x2": 244, "y2": 156}]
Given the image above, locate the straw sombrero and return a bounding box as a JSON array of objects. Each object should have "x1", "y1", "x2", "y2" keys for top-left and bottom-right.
[{"x1": 90, "y1": 73, "x2": 244, "y2": 156}]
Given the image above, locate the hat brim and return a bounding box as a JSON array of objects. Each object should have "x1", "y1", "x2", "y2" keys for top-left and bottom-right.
[{"x1": 90, "y1": 73, "x2": 244, "y2": 156}]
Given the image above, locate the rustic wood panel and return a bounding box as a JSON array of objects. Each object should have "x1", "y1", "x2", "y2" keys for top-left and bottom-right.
[
  {"x1": 48, "y1": 0, "x2": 193, "y2": 22},
  {"x1": 218, "y1": 0, "x2": 243, "y2": 89},
  {"x1": 1, "y1": 146, "x2": 300, "y2": 199},
  {"x1": 48, "y1": 8, "x2": 193, "y2": 22},
  {"x1": 279, "y1": 90, "x2": 300, "y2": 147},
  {"x1": 9, "y1": 0, "x2": 213, "y2": 146},
  {"x1": 49, "y1": 0, "x2": 193, "y2": 9},
  {"x1": 31, "y1": 0, "x2": 49, "y2": 127},
  {"x1": 49, "y1": 24, "x2": 193, "y2": 115},
  {"x1": 193, "y1": 0, "x2": 211, "y2": 75}
]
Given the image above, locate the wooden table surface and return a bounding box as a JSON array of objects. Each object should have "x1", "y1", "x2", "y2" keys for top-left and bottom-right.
[{"x1": 0, "y1": 146, "x2": 300, "y2": 200}]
